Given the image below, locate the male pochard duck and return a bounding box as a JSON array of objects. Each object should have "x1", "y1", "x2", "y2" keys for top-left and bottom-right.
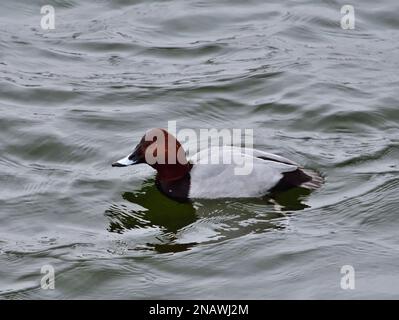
[{"x1": 112, "y1": 128, "x2": 323, "y2": 201}]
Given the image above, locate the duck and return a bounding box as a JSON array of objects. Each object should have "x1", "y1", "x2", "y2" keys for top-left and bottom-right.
[{"x1": 112, "y1": 128, "x2": 323, "y2": 201}]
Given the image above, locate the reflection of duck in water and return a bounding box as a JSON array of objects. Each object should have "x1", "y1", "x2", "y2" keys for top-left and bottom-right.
[
  {"x1": 106, "y1": 181, "x2": 198, "y2": 253},
  {"x1": 112, "y1": 128, "x2": 323, "y2": 202},
  {"x1": 105, "y1": 179, "x2": 313, "y2": 253},
  {"x1": 107, "y1": 181, "x2": 197, "y2": 234}
]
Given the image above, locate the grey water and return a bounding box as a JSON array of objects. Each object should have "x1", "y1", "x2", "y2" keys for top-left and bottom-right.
[{"x1": 1, "y1": 0, "x2": 399, "y2": 299}]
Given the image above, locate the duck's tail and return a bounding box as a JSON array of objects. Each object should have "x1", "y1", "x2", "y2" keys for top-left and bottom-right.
[
  {"x1": 270, "y1": 167, "x2": 324, "y2": 193},
  {"x1": 299, "y1": 168, "x2": 324, "y2": 190}
]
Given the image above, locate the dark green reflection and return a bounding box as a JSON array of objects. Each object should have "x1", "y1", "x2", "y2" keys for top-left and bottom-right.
[
  {"x1": 106, "y1": 181, "x2": 197, "y2": 234},
  {"x1": 105, "y1": 180, "x2": 197, "y2": 253},
  {"x1": 269, "y1": 187, "x2": 311, "y2": 211},
  {"x1": 105, "y1": 179, "x2": 312, "y2": 253}
]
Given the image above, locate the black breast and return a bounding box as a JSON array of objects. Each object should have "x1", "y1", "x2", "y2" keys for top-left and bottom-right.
[{"x1": 155, "y1": 173, "x2": 191, "y2": 202}]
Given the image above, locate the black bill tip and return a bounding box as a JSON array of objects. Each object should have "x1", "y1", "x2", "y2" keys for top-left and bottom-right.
[{"x1": 112, "y1": 162, "x2": 127, "y2": 167}]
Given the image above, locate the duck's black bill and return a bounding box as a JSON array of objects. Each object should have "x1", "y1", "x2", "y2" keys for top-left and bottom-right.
[
  {"x1": 112, "y1": 144, "x2": 145, "y2": 167},
  {"x1": 112, "y1": 162, "x2": 129, "y2": 167},
  {"x1": 112, "y1": 149, "x2": 143, "y2": 167},
  {"x1": 112, "y1": 154, "x2": 141, "y2": 167}
]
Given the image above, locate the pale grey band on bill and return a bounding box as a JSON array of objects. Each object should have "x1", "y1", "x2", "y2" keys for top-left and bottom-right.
[{"x1": 115, "y1": 155, "x2": 134, "y2": 166}]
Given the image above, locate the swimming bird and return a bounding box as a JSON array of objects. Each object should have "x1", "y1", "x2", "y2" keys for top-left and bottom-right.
[{"x1": 112, "y1": 128, "x2": 323, "y2": 201}]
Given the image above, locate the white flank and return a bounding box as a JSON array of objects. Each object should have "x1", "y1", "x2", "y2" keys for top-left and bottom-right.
[{"x1": 188, "y1": 146, "x2": 298, "y2": 199}]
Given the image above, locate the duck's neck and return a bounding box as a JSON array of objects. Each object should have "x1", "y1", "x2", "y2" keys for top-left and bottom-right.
[{"x1": 152, "y1": 162, "x2": 193, "y2": 182}]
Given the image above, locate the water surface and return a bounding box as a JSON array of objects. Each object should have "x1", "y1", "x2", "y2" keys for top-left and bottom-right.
[{"x1": 1, "y1": 0, "x2": 399, "y2": 299}]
